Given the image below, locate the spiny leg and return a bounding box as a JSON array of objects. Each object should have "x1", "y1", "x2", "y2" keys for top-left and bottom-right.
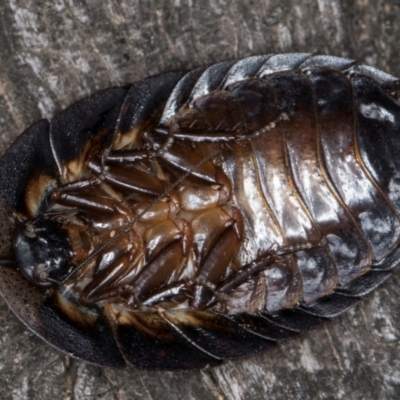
[
  {"x1": 80, "y1": 219, "x2": 192, "y2": 306},
  {"x1": 122, "y1": 219, "x2": 192, "y2": 306},
  {"x1": 82, "y1": 205, "x2": 245, "y2": 310},
  {"x1": 51, "y1": 155, "x2": 168, "y2": 214},
  {"x1": 189, "y1": 206, "x2": 244, "y2": 310},
  {"x1": 209, "y1": 238, "x2": 329, "y2": 308},
  {"x1": 87, "y1": 157, "x2": 167, "y2": 197},
  {"x1": 54, "y1": 149, "x2": 223, "y2": 287},
  {"x1": 106, "y1": 136, "x2": 231, "y2": 201}
]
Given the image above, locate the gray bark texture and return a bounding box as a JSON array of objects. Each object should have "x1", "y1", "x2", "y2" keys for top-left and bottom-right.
[{"x1": 0, "y1": 1, "x2": 399, "y2": 399}]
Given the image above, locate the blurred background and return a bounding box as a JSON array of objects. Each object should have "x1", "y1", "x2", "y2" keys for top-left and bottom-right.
[{"x1": 0, "y1": 1, "x2": 399, "y2": 399}]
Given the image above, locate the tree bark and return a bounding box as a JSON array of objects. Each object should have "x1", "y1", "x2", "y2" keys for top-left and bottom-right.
[{"x1": 0, "y1": 1, "x2": 399, "y2": 399}]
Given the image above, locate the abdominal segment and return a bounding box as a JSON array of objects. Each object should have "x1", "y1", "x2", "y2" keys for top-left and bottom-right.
[{"x1": 28, "y1": 62, "x2": 400, "y2": 316}]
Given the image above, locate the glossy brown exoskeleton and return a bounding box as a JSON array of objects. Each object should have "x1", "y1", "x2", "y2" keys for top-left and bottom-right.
[{"x1": 0, "y1": 53, "x2": 400, "y2": 369}]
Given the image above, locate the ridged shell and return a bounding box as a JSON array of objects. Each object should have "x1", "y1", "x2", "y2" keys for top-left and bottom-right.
[{"x1": 0, "y1": 53, "x2": 399, "y2": 369}]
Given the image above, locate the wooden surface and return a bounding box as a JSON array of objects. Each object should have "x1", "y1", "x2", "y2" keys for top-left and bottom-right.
[{"x1": 0, "y1": 1, "x2": 400, "y2": 399}]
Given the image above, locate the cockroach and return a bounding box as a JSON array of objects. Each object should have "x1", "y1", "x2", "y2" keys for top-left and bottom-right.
[{"x1": 0, "y1": 53, "x2": 399, "y2": 369}]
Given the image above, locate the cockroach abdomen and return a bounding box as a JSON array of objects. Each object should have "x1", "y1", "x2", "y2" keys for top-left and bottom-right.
[{"x1": 0, "y1": 53, "x2": 399, "y2": 369}]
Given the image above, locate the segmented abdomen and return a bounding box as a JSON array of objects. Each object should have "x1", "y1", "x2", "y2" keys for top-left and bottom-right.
[
  {"x1": 1, "y1": 53, "x2": 400, "y2": 370},
  {"x1": 161, "y1": 54, "x2": 400, "y2": 310}
]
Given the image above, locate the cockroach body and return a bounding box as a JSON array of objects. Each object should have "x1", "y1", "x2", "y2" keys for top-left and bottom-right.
[{"x1": 0, "y1": 53, "x2": 399, "y2": 369}]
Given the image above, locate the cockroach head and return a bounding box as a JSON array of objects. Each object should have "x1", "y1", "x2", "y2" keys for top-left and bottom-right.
[{"x1": 13, "y1": 218, "x2": 74, "y2": 287}]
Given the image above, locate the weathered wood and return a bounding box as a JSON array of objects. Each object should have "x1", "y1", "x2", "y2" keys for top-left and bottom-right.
[{"x1": 0, "y1": 1, "x2": 399, "y2": 399}]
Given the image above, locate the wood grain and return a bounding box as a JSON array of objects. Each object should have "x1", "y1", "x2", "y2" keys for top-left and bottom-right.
[{"x1": 0, "y1": 1, "x2": 399, "y2": 399}]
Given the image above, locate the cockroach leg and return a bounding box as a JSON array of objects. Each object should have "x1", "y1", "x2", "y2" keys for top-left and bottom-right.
[
  {"x1": 123, "y1": 219, "x2": 192, "y2": 305},
  {"x1": 52, "y1": 191, "x2": 120, "y2": 213},
  {"x1": 50, "y1": 169, "x2": 118, "y2": 212},
  {"x1": 81, "y1": 253, "x2": 133, "y2": 302},
  {"x1": 52, "y1": 172, "x2": 107, "y2": 194},
  {"x1": 199, "y1": 238, "x2": 329, "y2": 309},
  {"x1": 41, "y1": 208, "x2": 83, "y2": 218},
  {"x1": 212, "y1": 237, "x2": 328, "y2": 293},
  {"x1": 144, "y1": 127, "x2": 175, "y2": 156},
  {"x1": 106, "y1": 148, "x2": 151, "y2": 163},
  {"x1": 142, "y1": 282, "x2": 187, "y2": 307},
  {"x1": 124, "y1": 126, "x2": 232, "y2": 193},
  {"x1": 52, "y1": 175, "x2": 162, "y2": 216},
  {"x1": 87, "y1": 157, "x2": 166, "y2": 196},
  {"x1": 275, "y1": 237, "x2": 328, "y2": 256},
  {"x1": 217, "y1": 252, "x2": 277, "y2": 294},
  {"x1": 171, "y1": 130, "x2": 239, "y2": 142},
  {"x1": 58, "y1": 155, "x2": 219, "y2": 286},
  {"x1": 158, "y1": 142, "x2": 228, "y2": 186},
  {"x1": 125, "y1": 238, "x2": 185, "y2": 306},
  {"x1": 79, "y1": 226, "x2": 145, "y2": 301},
  {"x1": 167, "y1": 151, "x2": 231, "y2": 211},
  {"x1": 190, "y1": 206, "x2": 243, "y2": 310},
  {"x1": 80, "y1": 219, "x2": 191, "y2": 306}
]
